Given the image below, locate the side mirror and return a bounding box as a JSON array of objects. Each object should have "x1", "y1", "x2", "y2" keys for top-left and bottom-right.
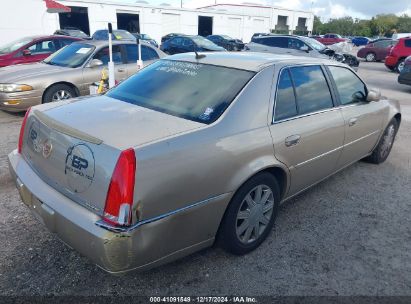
[
  {"x1": 88, "y1": 59, "x2": 103, "y2": 68},
  {"x1": 22, "y1": 49, "x2": 31, "y2": 56},
  {"x1": 367, "y1": 89, "x2": 381, "y2": 102},
  {"x1": 300, "y1": 45, "x2": 310, "y2": 52}
]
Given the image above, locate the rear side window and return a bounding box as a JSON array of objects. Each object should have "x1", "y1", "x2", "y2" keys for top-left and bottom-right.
[
  {"x1": 328, "y1": 66, "x2": 367, "y2": 105},
  {"x1": 125, "y1": 45, "x2": 159, "y2": 62},
  {"x1": 258, "y1": 37, "x2": 288, "y2": 48},
  {"x1": 275, "y1": 69, "x2": 297, "y2": 121},
  {"x1": 289, "y1": 66, "x2": 334, "y2": 115},
  {"x1": 404, "y1": 39, "x2": 411, "y2": 48}
]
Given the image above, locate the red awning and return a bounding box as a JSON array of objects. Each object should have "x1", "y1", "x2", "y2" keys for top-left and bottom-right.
[{"x1": 44, "y1": 0, "x2": 71, "y2": 13}]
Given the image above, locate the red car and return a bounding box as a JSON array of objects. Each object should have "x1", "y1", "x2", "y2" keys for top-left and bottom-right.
[
  {"x1": 385, "y1": 37, "x2": 411, "y2": 73},
  {"x1": 315, "y1": 33, "x2": 347, "y2": 45},
  {"x1": 357, "y1": 39, "x2": 397, "y2": 62},
  {"x1": 0, "y1": 35, "x2": 82, "y2": 68}
]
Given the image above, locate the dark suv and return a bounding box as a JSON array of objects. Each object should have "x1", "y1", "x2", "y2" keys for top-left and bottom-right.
[
  {"x1": 160, "y1": 35, "x2": 225, "y2": 55},
  {"x1": 246, "y1": 34, "x2": 359, "y2": 70}
]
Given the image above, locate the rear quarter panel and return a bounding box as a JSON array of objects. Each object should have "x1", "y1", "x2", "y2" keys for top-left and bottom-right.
[{"x1": 132, "y1": 65, "x2": 288, "y2": 226}]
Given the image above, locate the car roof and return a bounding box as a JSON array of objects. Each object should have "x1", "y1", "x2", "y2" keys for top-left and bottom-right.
[
  {"x1": 166, "y1": 52, "x2": 344, "y2": 72},
  {"x1": 72, "y1": 39, "x2": 152, "y2": 47}
]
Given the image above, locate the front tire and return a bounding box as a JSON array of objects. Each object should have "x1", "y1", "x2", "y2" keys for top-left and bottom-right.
[
  {"x1": 218, "y1": 173, "x2": 280, "y2": 255},
  {"x1": 43, "y1": 84, "x2": 76, "y2": 104},
  {"x1": 365, "y1": 119, "x2": 399, "y2": 164},
  {"x1": 396, "y1": 59, "x2": 405, "y2": 73}
]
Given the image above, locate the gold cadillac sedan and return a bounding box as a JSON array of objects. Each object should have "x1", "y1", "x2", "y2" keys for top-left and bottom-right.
[{"x1": 8, "y1": 52, "x2": 401, "y2": 273}]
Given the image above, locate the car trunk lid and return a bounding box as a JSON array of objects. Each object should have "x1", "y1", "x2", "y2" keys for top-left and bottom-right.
[{"x1": 22, "y1": 96, "x2": 205, "y2": 214}]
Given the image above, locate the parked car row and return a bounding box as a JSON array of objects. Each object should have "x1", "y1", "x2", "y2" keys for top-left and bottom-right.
[
  {"x1": 0, "y1": 40, "x2": 165, "y2": 111},
  {"x1": 8, "y1": 50, "x2": 401, "y2": 273},
  {"x1": 246, "y1": 34, "x2": 360, "y2": 70}
]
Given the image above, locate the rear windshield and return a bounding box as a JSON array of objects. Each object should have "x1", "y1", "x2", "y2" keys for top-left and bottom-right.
[{"x1": 106, "y1": 60, "x2": 255, "y2": 123}]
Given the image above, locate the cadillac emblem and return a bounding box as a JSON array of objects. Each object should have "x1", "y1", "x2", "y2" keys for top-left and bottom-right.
[{"x1": 42, "y1": 140, "x2": 53, "y2": 158}]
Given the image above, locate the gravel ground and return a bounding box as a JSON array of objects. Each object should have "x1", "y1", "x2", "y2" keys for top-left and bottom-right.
[{"x1": 0, "y1": 61, "x2": 411, "y2": 297}]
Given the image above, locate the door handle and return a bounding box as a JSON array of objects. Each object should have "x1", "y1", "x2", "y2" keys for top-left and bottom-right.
[
  {"x1": 117, "y1": 68, "x2": 125, "y2": 72},
  {"x1": 285, "y1": 135, "x2": 301, "y2": 147},
  {"x1": 348, "y1": 118, "x2": 358, "y2": 127}
]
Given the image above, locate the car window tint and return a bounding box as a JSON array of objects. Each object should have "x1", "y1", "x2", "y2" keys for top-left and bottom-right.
[
  {"x1": 107, "y1": 60, "x2": 255, "y2": 124},
  {"x1": 182, "y1": 38, "x2": 193, "y2": 47},
  {"x1": 275, "y1": 69, "x2": 298, "y2": 121},
  {"x1": 171, "y1": 37, "x2": 183, "y2": 46},
  {"x1": 288, "y1": 38, "x2": 305, "y2": 50},
  {"x1": 28, "y1": 40, "x2": 56, "y2": 54},
  {"x1": 141, "y1": 46, "x2": 159, "y2": 60},
  {"x1": 93, "y1": 46, "x2": 122, "y2": 65},
  {"x1": 328, "y1": 66, "x2": 367, "y2": 105},
  {"x1": 266, "y1": 37, "x2": 288, "y2": 48},
  {"x1": 404, "y1": 39, "x2": 411, "y2": 48},
  {"x1": 59, "y1": 39, "x2": 76, "y2": 48},
  {"x1": 289, "y1": 65, "x2": 333, "y2": 115}
]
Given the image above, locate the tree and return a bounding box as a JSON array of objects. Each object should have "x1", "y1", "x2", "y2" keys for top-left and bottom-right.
[
  {"x1": 313, "y1": 15, "x2": 323, "y2": 34},
  {"x1": 370, "y1": 14, "x2": 398, "y2": 36}
]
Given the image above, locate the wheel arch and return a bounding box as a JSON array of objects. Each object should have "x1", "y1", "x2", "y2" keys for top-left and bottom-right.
[
  {"x1": 214, "y1": 164, "x2": 290, "y2": 243},
  {"x1": 42, "y1": 82, "x2": 80, "y2": 103}
]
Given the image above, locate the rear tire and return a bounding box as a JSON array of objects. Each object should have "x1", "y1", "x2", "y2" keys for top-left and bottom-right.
[
  {"x1": 365, "y1": 119, "x2": 399, "y2": 164},
  {"x1": 43, "y1": 84, "x2": 76, "y2": 104},
  {"x1": 218, "y1": 173, "x2": 280, "y2": 255},
  {"x1": 365, "y1": 52, "x2": 376, "y2": 62}
]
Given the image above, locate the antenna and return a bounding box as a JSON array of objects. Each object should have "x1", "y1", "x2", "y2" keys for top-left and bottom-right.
[{"x1": 195, "y1": 50, "x2": 206, "y2": 59}]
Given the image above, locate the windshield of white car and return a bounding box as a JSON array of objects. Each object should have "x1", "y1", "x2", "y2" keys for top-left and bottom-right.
[
  {"x1": 43, "y1": 43, "x2": 95, "y2": 68},
  {"x1": 107, "y1": 60, "x2": 256, "y2": 124},
  {"x1": 0, "y1": 38, "x2": 33, "y2": 54},
  {"x1": 301, "y1": 36, "x2": 327, "y2": 52}
]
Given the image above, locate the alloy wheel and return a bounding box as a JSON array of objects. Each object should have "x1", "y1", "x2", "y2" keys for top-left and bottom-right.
[
  {"x1": 52, "y1": 90, "x2": 72, "y2": 102},
  {"x1": 366, "y1": 53, "x2": 376, "y2": 62}
]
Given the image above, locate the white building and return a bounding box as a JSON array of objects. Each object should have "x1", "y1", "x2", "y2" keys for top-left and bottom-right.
[{"x1": 0, "y1": 0, "x2": 314, "y2": 46}]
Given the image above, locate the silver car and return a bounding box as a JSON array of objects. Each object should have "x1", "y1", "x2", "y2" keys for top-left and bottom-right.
[
  {"x1": 8, "y1": 52, "x2": 401, "y2": 273},
  {"x1": 0, "y1": 40, "x2": 164, "y2": 112}
]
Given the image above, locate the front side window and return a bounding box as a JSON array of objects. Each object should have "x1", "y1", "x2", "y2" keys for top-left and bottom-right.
[
  {"x1": 288, "y1": 38, "x2": 305, "y2": 50},
  {"x1": 266, "y1": 37, "x2": 288, "y2": 48},
  {"x1": 328, "y1": 66, "x2": 367, "y2": 105},
  {"x1": 106, "y1": 60, "x2": 255, "y2": 124},
  {"x1": 275, "y1": 69, "x2": 297, "y2": 121},
  {"x1": 93, "y1": 46, "x2": 123, "y2": 64},
  {"x1": 289, "y1": 66, "x2": 334, "y2": 115},
  {"x1": 28, "y1": 40, "x2": 56, "y2": 54},
  {"x1": 404, "y1": 39, "x2": 411, "y2": 48},
  {"x1": 125, "y1": 45, "x2": 159, "y2": 62}
]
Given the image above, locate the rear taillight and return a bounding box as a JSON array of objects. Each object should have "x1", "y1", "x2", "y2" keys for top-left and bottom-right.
[
  {"x1": 18, "y1": 107, "x2": 31, "y2": 154},
  {"x1": 103, "y1": 148, "x2": 136, "y2": 226}
]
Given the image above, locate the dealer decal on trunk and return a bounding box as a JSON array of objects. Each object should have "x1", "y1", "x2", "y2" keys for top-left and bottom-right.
[{"x1": 65, "y1": 144, "x2": 95, "y2": 193}]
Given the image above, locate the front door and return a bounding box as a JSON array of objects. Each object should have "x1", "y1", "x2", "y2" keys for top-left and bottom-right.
[
  {"x1": 327, "y1": 65, "x2": 386, "y2": 168},
  {"x1": 19, "y1": 39, "x2": 57, "y2": 64},
  {"x1": 270, "y1": 65, "x2": 345, "y2": 196},
  {"x1": 81, "y1": 45, "x2": 128, "y2": 94}
]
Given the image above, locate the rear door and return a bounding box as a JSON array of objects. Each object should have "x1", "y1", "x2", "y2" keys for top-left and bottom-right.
[
  {"x1": 269, "y1": 65, "x2": 345, "y2": 196},
  {"x1": 326, "y1": 65, "x2": 386, "y2": 168}
]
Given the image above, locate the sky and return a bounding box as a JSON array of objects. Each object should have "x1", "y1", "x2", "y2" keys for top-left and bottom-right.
[{"x1": 117, "y1": 0, "x2": 411, "y2": 21}]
